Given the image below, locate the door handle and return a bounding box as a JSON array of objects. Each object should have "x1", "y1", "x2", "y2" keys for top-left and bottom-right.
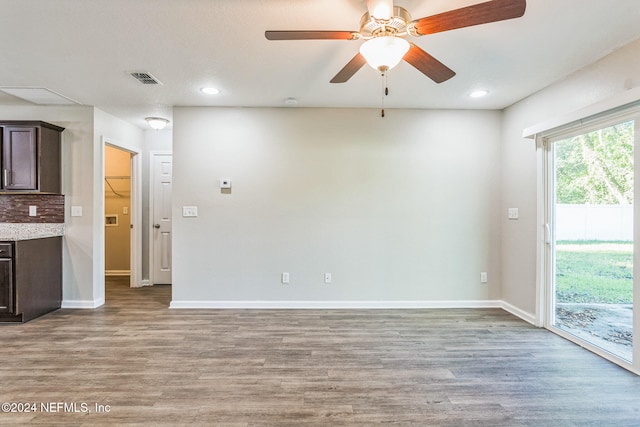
[
  {"x1": 154, "y1": 224, "x2": 160, "y2": 229},
  {"x1": 544, "y1": 223, "x2": 551, "y2": 245}
]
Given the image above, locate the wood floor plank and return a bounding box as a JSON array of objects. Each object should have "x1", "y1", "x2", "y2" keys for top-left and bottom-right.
[{"x1": 0, "y1": 277, "x2": 639, "y2": 426}]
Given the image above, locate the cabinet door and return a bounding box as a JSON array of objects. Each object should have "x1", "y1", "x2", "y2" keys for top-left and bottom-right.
[
  {"x1": 0, "y1": 258, "x2": 13, "y2": 313},
  {"x1": 3, "y1": 126, "x2": 37, "y2": 190}
]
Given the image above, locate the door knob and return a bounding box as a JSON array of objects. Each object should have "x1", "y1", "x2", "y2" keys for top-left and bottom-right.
[{"x1": 154, "y1": 224, "x2": 160, "y2": 229}]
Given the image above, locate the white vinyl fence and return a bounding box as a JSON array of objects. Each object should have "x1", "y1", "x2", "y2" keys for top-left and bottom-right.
[{"x1": 556, "y1": 204, "x2": 633, "y2": 241}]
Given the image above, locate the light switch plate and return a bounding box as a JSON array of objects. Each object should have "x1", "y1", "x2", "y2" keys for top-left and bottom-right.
[
  {"x1": 508, "y1": 208, "x2": 519, "y2": 220},
  {"x1": 71, "y1": 206, "x2": 83, "y2": 217},
  {"x1": 182, "y1": 206, "x2": 198, "y2": 217}
]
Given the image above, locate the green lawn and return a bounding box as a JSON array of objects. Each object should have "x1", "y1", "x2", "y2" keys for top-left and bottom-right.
[{"x1": 555, "y1": 241, "x2": 633, "y2": 304}]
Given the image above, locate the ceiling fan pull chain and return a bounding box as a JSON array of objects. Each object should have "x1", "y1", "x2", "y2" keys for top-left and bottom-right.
[
  {"x1": 385, "y1": 71, "x2": 389, "y2": 96},
  {"x1": 380, "y1": 70, "x2": 390, "y2": 117},
  {"x1": 380, "y1": 71, "x2": 385, "y2": 117}
]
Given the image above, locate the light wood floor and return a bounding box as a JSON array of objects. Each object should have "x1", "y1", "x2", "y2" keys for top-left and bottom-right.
[{"x1": 1, "y1": 277, "x2": 639, "y2": 426}]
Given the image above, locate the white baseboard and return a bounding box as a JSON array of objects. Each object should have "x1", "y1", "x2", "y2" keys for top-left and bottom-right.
[
  {"x1": 105, "y1": 270, "x2": 131, "y2": 277},
  {"x1": 60, "y1": 297, "x2": 538, "y2": 323},
  {"x1": 500, "y1": 300, "x2": 537, "y2": 325},
  {"x1": 61, "y1": 298, "x2": 105, "y2": 309},
  {"x1": 169, "y1": 300, "x2": 503, "y2": 309}
]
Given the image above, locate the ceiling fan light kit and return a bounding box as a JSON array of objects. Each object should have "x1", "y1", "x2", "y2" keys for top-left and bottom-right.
[{"x1": 359, "y1": 36, "x2": 410, "y2": 72}]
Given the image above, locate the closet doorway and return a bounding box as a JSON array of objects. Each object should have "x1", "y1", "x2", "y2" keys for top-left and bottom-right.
[{"x1": 104, "y1": 145, "x2": 133, "y2": 280}]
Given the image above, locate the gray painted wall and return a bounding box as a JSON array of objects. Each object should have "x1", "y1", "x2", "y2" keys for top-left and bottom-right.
[
  {"x1": 501, "y1": 38, "x2": 640, "y2": 317},
  {"x1": 172, "y1": 107, "x2": 502, "y2": 305}
]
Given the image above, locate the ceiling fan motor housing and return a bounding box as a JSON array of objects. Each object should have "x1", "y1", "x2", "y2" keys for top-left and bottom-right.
[{"x1": 359, "y1": 6, "x2": 412, "y2": 39}]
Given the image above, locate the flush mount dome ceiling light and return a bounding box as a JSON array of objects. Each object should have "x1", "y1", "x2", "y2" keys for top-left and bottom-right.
[{"x1": 145, "y1": 117, "x2": 170, "y2": 130}]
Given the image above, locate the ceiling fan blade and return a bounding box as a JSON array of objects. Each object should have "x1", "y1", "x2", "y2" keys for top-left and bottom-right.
[
  {"x1": 403, "y1": 44, "x2": 455, "y2": 83},
  {"x1": 366, "y1": 0, "x2": 394, "y2": 20},
  {"x1": 265, "y1": 30, "x2": 359, "y2": 40},
  {"x1": 330, "y1": 53, "x2": 367, "y2": 83},
  {"x1": 412, "y1": 0, "x2": 526, "y2": 36}
]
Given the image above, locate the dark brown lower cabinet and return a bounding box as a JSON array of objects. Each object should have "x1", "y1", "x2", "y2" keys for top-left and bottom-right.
[
  {"x1": 0, "y1": 237, "x2": 62, "y2": 323},
  {"x1": 0, "y1": 255, "x2": 13, "y2": 314}
]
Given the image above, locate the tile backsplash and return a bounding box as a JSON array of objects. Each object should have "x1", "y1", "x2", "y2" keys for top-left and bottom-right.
[{"x1": 0, "y1": 194, "x2": 65, "y2": 223}]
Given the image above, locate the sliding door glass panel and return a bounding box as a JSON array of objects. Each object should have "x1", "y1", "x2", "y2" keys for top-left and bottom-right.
[{"x1": 552, "y1": 120, "x2": 634, "y2": 362}]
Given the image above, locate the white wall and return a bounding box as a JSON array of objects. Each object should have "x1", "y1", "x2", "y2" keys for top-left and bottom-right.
[
  {"x1": 172, "y1": 107, "x2": 502, "y2": 307},
  {"x1": 0, "y1": 106, "x2": 155, "y2": 305},
  {"x1": 501, "y1": 38, "x2": 640, "y2": 316},
  {"x1": 92, "y1": 109, "x2": 144, "y2": 303},
  {"x1": 0, "y1": 105, "x2": 96, "y2": 303}
]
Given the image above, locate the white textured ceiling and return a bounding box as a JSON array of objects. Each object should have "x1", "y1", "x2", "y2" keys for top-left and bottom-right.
[{"x1": 1, "y1": 0, "x2": 639, "y2": 129}]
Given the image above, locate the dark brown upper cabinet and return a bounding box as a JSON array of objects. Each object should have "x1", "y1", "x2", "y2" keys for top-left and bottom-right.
[{"x1": 1, "y1": 121, "x2": 64, "y2": 194}]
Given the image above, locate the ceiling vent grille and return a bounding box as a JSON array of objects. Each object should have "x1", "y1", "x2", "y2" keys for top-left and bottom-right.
[{"x1": 130, "y1": 72, "x2": 162, "y2": 85}]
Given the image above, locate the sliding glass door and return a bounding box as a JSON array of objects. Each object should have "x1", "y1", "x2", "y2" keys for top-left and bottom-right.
[{"x1": 546, "y1": 116, "x2": 637, "y2": 367}]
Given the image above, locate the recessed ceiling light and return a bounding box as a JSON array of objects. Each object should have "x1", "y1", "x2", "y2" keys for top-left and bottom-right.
[
  {"x1": 201, "y1": 87, "x2": 220, "y2": 95},
  {"x1": 469, "y1": 89, "x2": 489, "y2": 98}
]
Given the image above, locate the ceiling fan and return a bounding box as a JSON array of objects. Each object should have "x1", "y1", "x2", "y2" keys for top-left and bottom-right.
[{"x1": 265, "y1": 0, "x2": 526, "y2": 84}]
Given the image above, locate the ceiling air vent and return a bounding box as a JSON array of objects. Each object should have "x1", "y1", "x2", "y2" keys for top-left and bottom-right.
[{"x1": 130, "y1": 72, "x2": 162, "y2": 85}]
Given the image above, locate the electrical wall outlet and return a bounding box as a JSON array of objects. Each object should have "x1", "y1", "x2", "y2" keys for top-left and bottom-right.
[
  {"x1": 480, "y1": 272, "x2": 488, "y2": 283},
  {"x1": 508, "y1": 208, "x2": 519, "y2": 220},
  {"x1": 282, "y1": 272, "x2": 290, "y2": 284},
  {"x1": 324, "y1": 273, "x2": 332, "y2": 284},
  {"x1": 28, "y1": 205, "x2": 37, "y2": 217}
]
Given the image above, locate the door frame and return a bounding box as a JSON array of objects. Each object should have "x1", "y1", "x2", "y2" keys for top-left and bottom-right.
[
  {"x1": 101, "y1": 137, "x2": 142, "y2": 289},
  {"x1": 148, "y1": 150, "x2": 172, "y2": 286},
  {"x1": 534, "y1": 104, "x2": 640, "y2": 374}
]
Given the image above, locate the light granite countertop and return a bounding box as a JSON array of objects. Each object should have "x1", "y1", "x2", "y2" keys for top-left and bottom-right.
[{"x1": 0, "y1": 223, "x2": 65, "y2": 241}]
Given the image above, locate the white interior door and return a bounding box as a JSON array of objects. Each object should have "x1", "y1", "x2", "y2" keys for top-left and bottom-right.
[{"x1": 152, "y1": 154, "x2": 172, "y2": 284}]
